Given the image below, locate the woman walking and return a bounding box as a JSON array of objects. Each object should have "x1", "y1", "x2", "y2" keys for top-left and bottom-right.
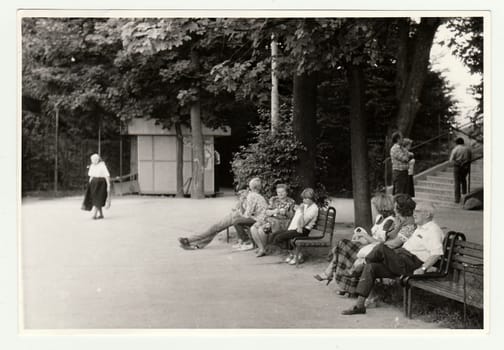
[{"x1": 84, "y1": 153, "x2": 111, "y2": 220}]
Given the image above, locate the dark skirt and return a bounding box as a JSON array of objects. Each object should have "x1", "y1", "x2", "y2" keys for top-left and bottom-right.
[
  {"x1": 83, "y1": 178, "x2": 108, "y2": 209},
  {"x1": 392, "y1": 170, "x2": 409, "y2": 195},
  {"x1": 407, "y1": 175, "x2": 415, "y2": 198}
]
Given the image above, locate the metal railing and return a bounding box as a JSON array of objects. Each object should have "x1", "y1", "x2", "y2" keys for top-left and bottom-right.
[{"x1": 384, "y1": 118, "x2": 483, "y2": 190}]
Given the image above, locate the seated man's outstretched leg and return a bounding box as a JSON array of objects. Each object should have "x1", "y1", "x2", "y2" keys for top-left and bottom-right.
[
  {"x1": 342, "y1": 262, "x2": 396, "y2": 315},
  {"x1": 342, "y1": 245, "x2": 423, "y2": 315},
  {"x1": 233, "y1": 217, "x2": 256, "y2": 250},
  {"x1": 366, "y1": 243, "x2": 423, "y2": 276},
  {"x1": 179, "y1": 212, "x2": 236, "y2": 249}
]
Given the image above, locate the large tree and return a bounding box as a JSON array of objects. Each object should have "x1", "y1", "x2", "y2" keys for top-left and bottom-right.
[{"x1": 392, "y1": 18, "x2": 443, "y2": 137}]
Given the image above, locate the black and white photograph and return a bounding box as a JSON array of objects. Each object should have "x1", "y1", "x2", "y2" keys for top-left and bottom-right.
[{"x1": 16, "y1": 9, "x2": 489, "y2": 334}]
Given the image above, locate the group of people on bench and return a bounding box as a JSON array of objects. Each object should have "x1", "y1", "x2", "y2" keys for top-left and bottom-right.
[
  {"x1": 178, "y1": 177, "x2": 319, "y2": 265},
  {"x1": 314, "y1": 193, "x2": 445, "y2": 315},
  {"x1": 178, "y1": 177, "x2": 446, "y2": 316}
]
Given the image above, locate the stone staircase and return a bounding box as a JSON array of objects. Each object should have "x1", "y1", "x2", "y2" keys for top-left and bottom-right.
[{"x1": 414, "y1": 158, "x2": 483, "y2": 208}]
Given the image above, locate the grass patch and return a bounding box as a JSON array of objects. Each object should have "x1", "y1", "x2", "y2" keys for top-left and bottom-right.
[{"x1": 372, "y1": 280, "x2": 483, "y2": 329}]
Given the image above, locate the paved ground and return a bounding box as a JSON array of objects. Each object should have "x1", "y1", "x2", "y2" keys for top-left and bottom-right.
[{"x1": 20, "y1": 194, "x2": 483, "y2": 329}]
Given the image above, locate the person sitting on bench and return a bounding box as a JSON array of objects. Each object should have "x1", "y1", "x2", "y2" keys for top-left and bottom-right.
[
  {"x1": 271, "y1": 188, "x2": 319, "y2": 265},
  {"x1": 341, "y1": 202, "x2": 444, "y2": 315},
  {"x1": 177, "y1": 178, "x2": 267, "y2": 250},
  {"x1": 249, "y1": 183, "x2": 295, "y2": 257}
]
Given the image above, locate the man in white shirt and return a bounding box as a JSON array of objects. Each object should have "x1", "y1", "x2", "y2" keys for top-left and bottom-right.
[{"x1": 342, "y1": 202, "x2": 444, "y2": 315}]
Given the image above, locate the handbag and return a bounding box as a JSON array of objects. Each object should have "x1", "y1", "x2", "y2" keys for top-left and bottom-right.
[
  {"x1": 81, "y1": 185, "x2": 93, "y2": 211},
  {"x1": 105, "y1": 194, "x2": 111, "y2": 209}
]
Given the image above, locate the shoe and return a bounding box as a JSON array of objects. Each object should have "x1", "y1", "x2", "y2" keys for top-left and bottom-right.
[
  {"x1": 285, "y1": 254, "x2": 294, "y2": 263},
  {"x1": 341, "y1": 305, "x2": 366, "y2": 315},
  {"x1": 313, "y1": 274, "x2": 333, "y2": 286},
  {"x1": 178, "y1": 237, "x2": 190, "y2": 246},
  {"x1": 238, "y1": 242, "x2": 255, "y2": 251},
  {"x1": 232, "y1": 241, "x2": 243, "y2": 249},
  {"x1": 289, "y1": 255, "x2": 304, "y2": 265},
  {"x1": 365, "y1": 297, "x2": 378, "y2": 308},
  {"x1": 256, "y1": 250, "x2": 266, "y2": 257}
]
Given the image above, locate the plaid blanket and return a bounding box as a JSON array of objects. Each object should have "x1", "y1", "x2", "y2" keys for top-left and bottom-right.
[{"x1": 332, "y1": 239, "x2": 364, "y2": 294}]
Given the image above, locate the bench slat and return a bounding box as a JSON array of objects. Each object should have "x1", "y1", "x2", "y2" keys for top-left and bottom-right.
[
  {"x1": 451, "y1": 261, "x2": 484, "y2": 275},
  {"x1": 452, "y1": 244, "x2": 483, "y2": 259},
  {"x1": 455, "y1": 240, "x2": 483, "y2": 250},
  {"x1": 451, "y1": 254, "x2": 484, "y2": 267},
  {"x1": 409, "y1": 279, "x2": 483, "y2": 308}
]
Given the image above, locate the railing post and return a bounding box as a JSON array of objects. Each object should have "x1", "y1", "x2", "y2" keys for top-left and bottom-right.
[{"x1": 468, "y1": 163, "x2": 471, "y2": 194}]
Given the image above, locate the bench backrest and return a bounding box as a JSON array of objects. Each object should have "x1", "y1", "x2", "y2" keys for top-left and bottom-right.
[
  {"x1": 446, "y1": 233, "x2": 484, "y2": 308},
  {"x1": 438, "y1": 231, "x2": 466, "y2": 275},
  {"x1": 314, "y1": 206, "x2": 336, "y2": 232}
]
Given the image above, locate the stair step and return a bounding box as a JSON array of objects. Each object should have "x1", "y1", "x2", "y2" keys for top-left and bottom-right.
[
  {"x1": 435, "y1": 172, "x2": 483, "y2": 179},
  {"x1": 414, "y1": 198, "x2": 462, "y2": 209},
  {"x1": 414, "y1": 186, "x2": 453, "y2": 195},
  {"x1": 415, "y1": 192, "x2": 457, "y2": 202},
  {"x1": 415, "y1": 180, "x2": 453, "y2": 189},
  {"x1": 426, "y1": 175, "x2": 483, "y2": 184}
]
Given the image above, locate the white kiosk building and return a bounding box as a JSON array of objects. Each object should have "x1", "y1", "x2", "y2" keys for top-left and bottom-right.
[{"x1": 127, "y1": 118, "x2": 230, "y2": 195}]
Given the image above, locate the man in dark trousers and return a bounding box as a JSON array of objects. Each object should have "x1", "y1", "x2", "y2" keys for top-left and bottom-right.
[
  {"x1": 449, "y1": 137, "x2": 473, "y2": 203},
  {"x1": 341, "y1": 202, "x2": 444, "y2": 315}
]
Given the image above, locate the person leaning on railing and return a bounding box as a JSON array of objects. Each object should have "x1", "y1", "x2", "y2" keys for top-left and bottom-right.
[{"x1": 390, "y1": 131, "x2": 414, "y2": 195}]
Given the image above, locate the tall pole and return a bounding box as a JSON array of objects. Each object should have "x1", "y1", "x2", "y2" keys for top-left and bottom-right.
[
  {"x1": 98, "y1": 117, "x2": 102, "y2": 155},
  {"x1": 119, "y1": 133, "x2": 123, "y2": 181},
  {"x1": 270, "y1": 33, "x2": 280, "y2": 135},
  {"x1": 54, "y1": 105, "x2": 59, "y2": 193}
]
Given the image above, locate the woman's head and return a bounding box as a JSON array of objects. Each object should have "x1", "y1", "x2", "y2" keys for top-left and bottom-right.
[
  {"x1": 248, "y1": 177, "x2": 262, "y2": 192},
  {"x1": 300, "y1": 187, "x2": 315, "y2": 204},
  {"x1": 276, "y1": 183, "x2": 289, "y2": 199},
  {"x1": 371, "y1": 193, "x2": 395, "y2": 217},
  {"x1": 391, "y1": 131, "x2": 403, "y2": 144},
  {"x1": 90, "y1": 153, "x2": 101, "y2": 165},
  {"x1": 393, "y1": 193, "x2": 416, "y2": 217}
]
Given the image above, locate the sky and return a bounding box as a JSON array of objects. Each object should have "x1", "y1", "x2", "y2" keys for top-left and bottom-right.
[{"x1": 430, "y1": 23, "x2": 482, "y2": 125}]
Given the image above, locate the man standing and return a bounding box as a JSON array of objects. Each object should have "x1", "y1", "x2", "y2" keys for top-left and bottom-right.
[
  {"x1": 341, "y1": 202, "x2": 444, "y2": 315},
  {"x1": 449, "y1": 137, "x2": 473, "y2": 204}
]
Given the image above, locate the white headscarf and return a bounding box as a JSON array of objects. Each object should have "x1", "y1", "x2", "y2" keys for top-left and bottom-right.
[{"x1": 90, "y1": 153, "x2": 101, "y2": 164}]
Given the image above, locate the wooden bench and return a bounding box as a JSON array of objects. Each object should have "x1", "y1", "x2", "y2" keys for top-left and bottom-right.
[
  {"x1": 292, "y1": 206, "x2": 337, "y2": 267},
  {"x1": 401, "y1": 231, "x2": 483, "y2": 325}
]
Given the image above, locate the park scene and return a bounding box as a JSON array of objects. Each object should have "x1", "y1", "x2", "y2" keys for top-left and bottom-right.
[{"x1": 21, "y1": 15, "x2": 484, "y2": 329}]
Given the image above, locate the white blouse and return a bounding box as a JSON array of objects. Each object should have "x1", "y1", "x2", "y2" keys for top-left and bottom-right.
[
  {"x1": 288, "y1": 203, "x2": 319, "y2": 231},
  {"x1": 88, "y1": 162, "x2": 110, "y2": 178}
]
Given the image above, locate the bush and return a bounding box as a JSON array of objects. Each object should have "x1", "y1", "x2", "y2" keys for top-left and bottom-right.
[{"x1": 231, "y1": 118, "x2": 328, "y2": 206}]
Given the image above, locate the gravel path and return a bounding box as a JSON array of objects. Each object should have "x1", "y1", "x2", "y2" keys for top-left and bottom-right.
[{"x1": 21, "y1": 194, "x2": 480, "y2": 329}]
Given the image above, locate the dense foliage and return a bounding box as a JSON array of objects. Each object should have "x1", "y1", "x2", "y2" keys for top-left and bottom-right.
[
  {"x1": 21, "y1": 17, "x2": 481, "y2": 198},
  {"x1": 232, "y1": 108, "x2": 328, "y2": 206}
]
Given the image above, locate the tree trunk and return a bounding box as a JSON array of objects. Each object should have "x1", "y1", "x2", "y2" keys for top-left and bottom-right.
[
  {"x1": 395, "y1": 18, "x2": 409, "y2": 101},
  {"x1": 293, "y1": 71, "x2": 317, "y2": 193},
  {"x1": 54, "y1": 106, "x2": 59, "y2": 193},
  {"x1": 347, "y1": 64, "x2": 372, "y2": 230},
  {"x1": 190, "y1": 49, "x2": 205, "y2": 199},
  {"x1": 271, "y1": 34, "x2": 280, "y2": 135},
  {"x1": 175, "y1": 122, "x2": 185, "y2": 197},
  {"x1": 394, "y1": 18, "x2": 442, "y2": 137}
]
